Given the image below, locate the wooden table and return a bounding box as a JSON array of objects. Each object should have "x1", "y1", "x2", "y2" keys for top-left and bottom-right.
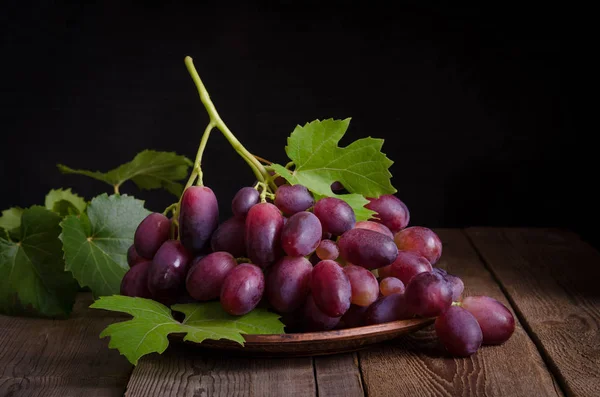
[{"x1": 1, "y1": 228, "x2": 599, "y2": 397}]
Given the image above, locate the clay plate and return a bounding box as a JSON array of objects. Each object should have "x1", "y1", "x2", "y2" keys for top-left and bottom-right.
[{"x1": 171, "y1": 317, "x2": 433, "y2": 357}]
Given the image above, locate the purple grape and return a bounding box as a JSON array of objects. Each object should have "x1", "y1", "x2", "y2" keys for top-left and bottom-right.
[
  {"x1": 186, "y1": 252, "x2": 237, "y2": 301},
  {"x1": 380, "y1": 277, "x2": 405, "y2": 296},
  {"x1": 365, "y1": 293, "x2": 413, "y2": 325},
  {"x1": 179, "y1": 186, "x2": 219, "y2": 254},
  {"x1": 147, "y1": 240, "x2": 192, "y2": 305},
  {"x1": 338, "y1": 228, "x2": 398, "y2": 270},
  {"x1": 120, "y1": 260, "x2": 152, "y2": 298},
  {"x1": 231, "y1": 187, "x2": 260, "y2": 217},
  {"x1": 461, "y1": 296, "x2": 515, "y2": 345},
  {"x1": 265, "y1": 256, "x2": 312, "y2": 313},
  {"x1": 394, "y1": 226, "x2": 442, "y2": 265},
  {"x1": 245, "y1": 203, "x2": 284, "y2": 268},
  {"x1": 281, "y1": 211, "x2": 322, "y2": 257},
  {"x1": 340, "y1": 304, "x2": 368, "y2": 328},
  {"x1": 330, "y1": 181, "x2": 345, "y2": 191},
  {"x1": 303, "y1": 294, "x2": 341, "y2": 331},
  {"x1": 389, "y1": 251, "x2": 433, "y2": 285},
  {"x1": 365, "y1": 194, "x2": 410, "y2": 233},
  {"x1": 445, "y1": 274, "x2": 465, "y2": 301},
  {"x1": 404, "y1": 271, "x2": 452, "y2": 317},
  {"x1": 210, "y1": 216, "x2": 246, "y2": 258},
  {"x1": 313, "y1": 197, "x2": 355, "y2": 236},
  {"x1": 134, "y1": 213, "x2": 171, "y2": 259},
  {"x1": 435, "y1": 306, "x2": 483, "y2": 357},
  {"x1": 311, "y1": 260, "x2": 352, "y2": 317},
  {"x1": 315, "y1": 239, "x2": 339, "y2": 261},
  {"x1": 220, "y1": 263, "x2": 265, "y2": 315},
  {"x1": 343, "y1": 265, "x2": 379, "y2": 307},
  {"x1": 274, "y1": 184, "x2": 314, "y2": 215},
  {"x1": 354, "y1": 220, "x2": 394, "y2": 239},
  {"x1": 127, "y1": 244, "x2": 145, "y2": 267}
]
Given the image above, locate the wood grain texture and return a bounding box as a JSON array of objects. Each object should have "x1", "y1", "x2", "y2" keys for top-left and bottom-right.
[
  {"x1": 467, "y1": 228, "x2": 600, "y2": 397},
  {"x1": 0, "y1": 293, "x2": 132, "y2": 397},
  {"x1": 359, "y1": 229, "x2": 563, "y2": 397},
  {"x1": 314, "y1": 353, "x2": 364, "y2": 397},
  {"x1": 125, "y1": 343, "x2": 316, "y2": 397}
]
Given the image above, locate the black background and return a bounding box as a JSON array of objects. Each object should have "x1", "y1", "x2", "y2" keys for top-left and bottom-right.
[{"x1": 1, "y1": 3, "x2": 591, "y2": 246}]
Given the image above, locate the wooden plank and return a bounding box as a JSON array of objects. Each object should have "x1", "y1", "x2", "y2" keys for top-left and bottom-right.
[
  {"x1": 359, "y1": 229, "x2": 563, "y2": 397},
  {"x1": 125, "y1": 343, "x2": 316, "y2": 397},
  {"x1": 466, "y1": 227, "x2": 600, "y2": 397},
  {"x1": 314, "y1": 353, "x2": 364, "y2": 397},
  {"x1": 0, "y1": 293, "x2": 132, "y2": 397}
]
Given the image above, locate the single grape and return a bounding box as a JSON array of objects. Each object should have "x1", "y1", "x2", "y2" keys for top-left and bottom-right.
[
  {"x1": 231, "y1": 187, "x2": 260, "y2": 217},
  {"x1": 338, "y1": 228, "x2": 398, "y2": 270},
  {"x1": 220, "y1": 263, "x2": 265, "y2": 315},
  {"x1": 435, "y1": 306, "x2": 483, "y2": 357},
  {"x1": 354, "y1": 220, "x2": 394, "y2": 239},
  {"x1": 405, "y1": 271, "x2": 452, "y2": 317},
  {"x1": 313, "y1": 197, "x2": 355, "y2": 236},
  {"x1": 461, "y1": 296, "x2": 515, "y2": 345},
  {"x1": 340, "y1": 304, "x2": 369, "y2": 328},
  {"x1": 445, "y1": 274, "x2": 465, "y2": 301},
  {"x1": 303, "y1": 294, "x2": 341, "y2": 331},
  {"x1": 179, "y1": 186, "x2": 219, "y2": 254},
  {"x1": 365, "y1": 194, "x2": 410, "y2": 233},
  {"x1": 365, "y1": 293, "x2": 413, "y2": 325},
  {"x1": 280, "y1": 211, "x2": 322, "y2": 256},
  {"x1": 311, "y1": 260, "x2": 352, "y2": 317},
  {"x1": 127, "y1": 244, "x2": 145, "y2": 267},
  {"x1": 265, "y1": 256, "x2": 312, "y2": 313},
  {"x1": 210, "y1": 216, "x2": 246, "y2": 258},
  {"x1": 330, "y1": 181, "x2": 345, "y2": 191},
  {"x1": 120, "y1": 260, "x2": 152, "y2": 298},
  {"x1": 380, "y1": 277, "x2": 406, "y2": 296},
  {"x1": 134, "y1": 212, "x2": 171, "y2": 259},
  {"x1": 274, "y1": 184, "x2": 314, "y2": 215},
  {"x1": 315, "y1": 239, "x2": 339, "y2": 261},
  {"x1": 245, "y1": 202, "x2": 284, "y2": 268},
  {"x1": 389, "y1": 251, "x2": 433, "y2": 285},
  {"x1": 343, "y1": 265, "x2": 379, "y2": 307},
  {"x1": 147, "y1": 240, "x2": 192, "y2": 305},
  {"x1": 186, "y1": 252, "x2": 237, "y2": 301},
  {"x1": 394, "y1": 226, "x2": 442, "y2": 265}
]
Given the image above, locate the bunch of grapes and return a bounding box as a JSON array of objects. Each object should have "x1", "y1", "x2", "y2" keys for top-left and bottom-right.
[{"x1": 122, "y1": 183, "x2": 515, "y2": 357}]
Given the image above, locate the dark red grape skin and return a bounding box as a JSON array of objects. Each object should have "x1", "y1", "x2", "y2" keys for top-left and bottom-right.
[
  {"x1": 313, "y1": 197, "x2": 356, "y2": 236},
  {"x1": 365, "y1": 293, "x2": 413, "y2": 325},
  {"x1": 179, "y1": 186, "x2": 220, "y2": 255},
  {"x1": 127, "y1": 244, "x2": 145, "y2": 267},
  {"x1": 281, "y1": 211, "x2": 322, "y2": 256},
  {"x1": 245, "y1": 203, "x2": 285, "y2": 268},
  {"x1": 147, "y1": 240, "x2": 192, "y2": 305},
  {"x1": 303, "y1": 294, "x2": 341, "y2": 332},
  {"x1": 380, "y1": 277, "x2": 406, "y2": 296},
  {"x1": 265, "y1": 256, "x2": 312, "y2": 313},
  {"x1": 330, "y1": 181, "x2": 345, "y2": 192},
  {"x1": 366, "y1": 194, "x2": 410, "y2": 233},
  {"x1": 435, "y1": 306, "x2": 483, "y2": 357},
  {"x1": 404, "y1": 271, "x2": 452, "y2": 317},
  {"x1": 274, "y1": 184, "x2": 314, "y2": 215},
  {"x1": 354, "y1": 220, "x2": 394, "y2": 239},
  {"x1": 343, "y1": 265, "x2": 379, "y2": 307},
  {"x1": 186, "y1": 252, "x2": 237, "y2": 301},
  {"x1": 394, "y1": 226, "x2": 442, "y2": 265},
  {"x1": 340, "y1": 304, "x2": 368, "y2": 328},
  {"x1": 220, "y1": 263, "x2": 265, "y2": 315},
  {"x1": 231, "y1": 187, "x2": 260, "y2": 217},
  {"x1": 389, "y1": 251, "x2": 433, "y2": 285},
  {"x1": 120, "y1": 260, "x2": 152, "y2": 298},
  {"x1": 338, "y1": 228, "x2": 398, "y2": 270},
  {"x1": 210, "y1": 216, "x2": 246, "y2": 258},
  {"x1": 315, "y1": 239, "x2": 339, "y2": 261},
  {"x1": 461, "y1": 296, "x2": 515, "y2": 345},
  {"x1": 311, "y1": 260, "x2": 352, "y2": 317},
  {"x1": 134, "y1": 213, "x2": 171, "y2": 259}
]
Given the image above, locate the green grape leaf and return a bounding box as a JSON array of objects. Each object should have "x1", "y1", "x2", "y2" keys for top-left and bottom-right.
[
  {"x1": 58, "y1": 150, "x2": 193, "y2": 196},
  {"x1": 60, "y1": 194, "x2": 151, "y2": 298},
  {"x1": 0, "y1": 207, "x2": 23, "y2": 235},
  {"x1": 45, "y1": 188, "x2": 87, "y2": 216},
  {"x1": 91, "y1": 296, "x2": 285, "y2": 365},
  {"x1": 271, "y1": 119, "x2": 396, "y2": 221},
  {"x1": 0, "y1": 206, "x2": 78, "y2": 317}
]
